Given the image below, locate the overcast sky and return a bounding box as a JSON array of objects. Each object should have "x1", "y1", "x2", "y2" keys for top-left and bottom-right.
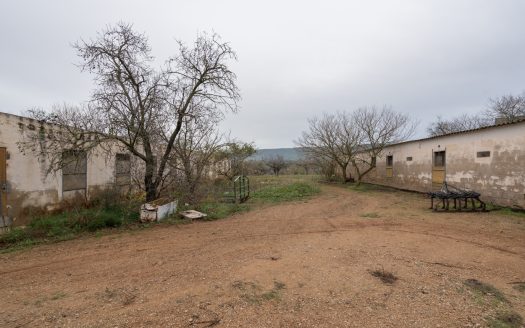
[{"x1": 1, "y1": 1, "x2": 524, "y2": 148}]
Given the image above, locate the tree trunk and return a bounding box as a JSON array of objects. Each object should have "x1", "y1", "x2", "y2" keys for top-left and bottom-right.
[
  {"x1": 340, "y1": 162, "x2": 348, "y2": 183},
  {"x1": 354, "y1": 156, "x2": 376, "y2": 187},
  {"x1": 144, "y1": 160, "x2": 157, "y2": 202}
]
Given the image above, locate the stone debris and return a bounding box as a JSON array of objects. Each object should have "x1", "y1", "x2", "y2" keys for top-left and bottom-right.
[{"x1": 180, "y1": 210, "x2": 207, "y2": 220}]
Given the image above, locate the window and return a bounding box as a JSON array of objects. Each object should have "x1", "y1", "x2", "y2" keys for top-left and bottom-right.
[
  {"x1": 386, "y1": 155, "x2": 393, "y2": 167},
  {"x1": 433, "y1": 151, "x2": 446, "y2": 167},
  {"x1": 477, "y1": 151, "x2": 490, "y2": 158},
  {"x1": 62, "y1": 150, "x2": 87, "y2": 192},
  {"x1": 115, "y1": 153, "x2": 131, "y2": 186},
  {"x1": 406, "y1": 156, "x2": 413, "y2": 161}
]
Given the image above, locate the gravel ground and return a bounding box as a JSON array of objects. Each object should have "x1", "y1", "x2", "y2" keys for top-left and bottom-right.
[{"x1": 0, "y1": 185, "x2": 524, "y2": 327}]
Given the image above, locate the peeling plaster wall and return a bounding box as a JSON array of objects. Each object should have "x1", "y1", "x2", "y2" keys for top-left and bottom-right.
[
  {"x1": 351, "y1": 122, "x2": 525, "y2": 208},
  {"x1": 0, "y1": 112, "x2": 124, "y2": 226}
]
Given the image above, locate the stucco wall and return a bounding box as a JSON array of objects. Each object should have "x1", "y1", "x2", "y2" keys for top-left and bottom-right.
[
  {"x1": 350, "y1": 122, "x2": 525, "y2": 208},
  {"x1": 0, "y1": 112, "x2": 126, "y2": 226}
]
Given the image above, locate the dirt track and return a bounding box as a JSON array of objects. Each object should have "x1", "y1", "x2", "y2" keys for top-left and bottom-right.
[{"x1": 1, "y1": 186, "x2": 524, "y2": 327}]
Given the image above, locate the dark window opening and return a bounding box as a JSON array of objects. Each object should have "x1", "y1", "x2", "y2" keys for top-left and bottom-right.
[
  {"x1": 477, "y1": 151, "x2": 490, "y2": 158},
  {"x1": 434, "y1": 151, "x2": 446, "y2": 167},
  {"x1": 115, "y1": 153, "x2": 131, "y2": 186},
  {"x1": 62, "y1": 150, "x2": 87, "y2": 192},
  {"x1": 386, "y1": 155, "x2": 393, "y2": 167},
  {"x1": 406, "y1": 156, "x2": 413, "y2": 161}
]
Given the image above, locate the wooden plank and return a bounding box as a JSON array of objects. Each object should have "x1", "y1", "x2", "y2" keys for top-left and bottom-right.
[
  {"x1": 432, "y1": 168, "x2": 445, "y2": 184},
  {"x1": 386, "y1": 167, "x2": 393, "y2": 178},
  {"x1": 0, "y1": 148, "x2": 7, "y2": 218}
]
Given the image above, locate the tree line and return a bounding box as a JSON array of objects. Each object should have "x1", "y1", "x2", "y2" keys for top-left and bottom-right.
[{"x1": 426, "y1": 92, "x2": 525, "y2": 136}]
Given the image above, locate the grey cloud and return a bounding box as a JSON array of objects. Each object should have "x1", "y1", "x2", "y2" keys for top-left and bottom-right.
[{"x1": 1, "y1": 0, "x2": 524, "y2": 147}]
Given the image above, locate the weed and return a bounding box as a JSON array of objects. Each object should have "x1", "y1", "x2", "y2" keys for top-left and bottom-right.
[
  {"x1": 464, "y1": 279, "x2": 507, "y2": 303},
  {"x1": 0, "y1": 203, "x2": 139, "y2": 251},
  {"x1": 487, "y1": 311, "x2": 523, "y2": 328},
  {"x1": 51, "y1": 291, "x2": 66, "y2": 300},
  {"x1": 273, "y1": 281, "x2": 286, "y2": 290},
  {"x1": 370, "y1": 268, "x2": 398, "y2": 284},
  {"x1": 232, "y1": 280, "x2": 259, "y2": 292},
  {"x1": 233, "y1": 280, "x2": 285, "y2": 304},
  {"x1": 360, "y1": 212, "x2": 380, "y2": 218},
  {"x1": 260, "y1": 290, "x2": 280, "y2": 301}
]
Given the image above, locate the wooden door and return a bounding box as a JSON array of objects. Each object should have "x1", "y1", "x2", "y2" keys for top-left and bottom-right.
[
  {"x1": 0, "y1": 148, "x2": 6, "y2": 219},
  {"x1": 432, "y1": 150, "x2": 446, "y2": 185}
]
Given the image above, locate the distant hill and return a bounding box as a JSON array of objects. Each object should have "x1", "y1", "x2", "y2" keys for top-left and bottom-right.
[{"x1": 249, "y1": 148, "x2": 305, "y2": 161}]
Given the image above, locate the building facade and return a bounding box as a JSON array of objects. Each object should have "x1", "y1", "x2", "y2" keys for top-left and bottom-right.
[
  {"x1": 351, "y1": 120, "x2": 525, "y2": 208},
  {"x1": 0, "y1": 112, "x2": 131, "y2": 227}
]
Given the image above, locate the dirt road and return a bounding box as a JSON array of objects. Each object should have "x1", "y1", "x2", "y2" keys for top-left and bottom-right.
[{"x1": 1, "y1": 186, "x2": 524, "y2": 327}]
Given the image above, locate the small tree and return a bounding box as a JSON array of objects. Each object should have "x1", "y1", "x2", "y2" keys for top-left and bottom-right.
[
  {"x1": 18, "y1": 23, "x2": 240, "y2": 202},
  {"x1": 296, "y1": 112, "x2": 361, "y2": 182},
  {"x1": 263, "y1": 155, "x2": 287, "y2": 175},
  {"x1": 245, "y1": 160, "x2": 269, "y2": 175},
  {"x1": 351, "y1": 106, "x2": 415, "y2": 185},
  {"x1": 215, "y1": 142, "x2": 256, "y2": 180},
  {"x1": 314, "y1": 157, "x2": 337, "y2": 181},
  {"x1": 486, "y1": 92, "x2": 525, "y2": 121},
  {"x1": 295, "y1": 158, "x2": 315, "y2": 175},
  {"x1": 171, "y1": 117, "x2": 224, "y2": 203}
]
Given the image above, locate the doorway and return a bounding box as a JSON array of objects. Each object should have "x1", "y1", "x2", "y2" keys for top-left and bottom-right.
[
  {"x1": 432, "y1": 150, "x2": 446, "y2": 185},
  {"x1": 0, "y1": 147, "x2": 7, "y2": 225}
]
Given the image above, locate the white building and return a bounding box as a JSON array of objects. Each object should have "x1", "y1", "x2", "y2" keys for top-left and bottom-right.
[
  {"x1": 0, "y1": 112, "x2": 131, "y2": 227},
  {"x1": 351, "y1": 119, "x2": 525, "y2": 208}
]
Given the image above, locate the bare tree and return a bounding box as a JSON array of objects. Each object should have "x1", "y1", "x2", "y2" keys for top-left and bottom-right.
[
  {"x1": 426, "y1": 114, "x2": 490, "y2": 136},
  {"x1": 18, "y1": 23, "x2": 240, "y2": 202},
  {"x1": 245, "y1": 160, "x2": 269, "y2": 175},
  {"x1": 296, "y1": 112, "x2": 361, "y2": 182},
  {"x1": 486, "y1": 92, "x2": 525, "y2": 121},
  {"x1": 171, "y1": 117, "x2": 224, "y2": 203},
  {"x1": 295, "y1": 157, "x2": 316, "y2": 175},
  {"x1": 263, "y1": 155, "x2": 287, "y2": 175},
  {"x1": 427, "y1": 91, "x2": 525, "y2": 137},
  {"x1": 351, "y1": 106, "x2": 415, "y2": 185},
  {"x1": 215, "y1": 141, "x2": 256, "y2": 180}
]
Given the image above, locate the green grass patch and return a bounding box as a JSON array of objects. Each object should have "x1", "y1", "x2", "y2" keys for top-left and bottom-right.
[
  {"x1": 51, "y1": 291, "x2": 67, "y2": 300},
  {"x1": 464, "y1": 279, "x2": 507, "y2": 303},
  {"x1": 234, "y1": 280, "x2": 286, "y2": 305},
  {"x1": 196, "y1": 202, "x2": 250, "y2": 220},
  {"x1": 494, "y1": 207, "x2": 525, "y2": 220},
  {"x1": 1, "y1": 175, "x2": 323, "y2": 251},
  {"x1": 252, "y1": 182, "x2": 320, "y2": 203},
  {"x1": 360, "y1": 212, "x2": 381, "y2": 218},
  {"x1": 488, "y1": 311, "x2": 523, "y2": 328},
  {"x1": 0, "y1": 205, "x2": 139, "y2": 251}
]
